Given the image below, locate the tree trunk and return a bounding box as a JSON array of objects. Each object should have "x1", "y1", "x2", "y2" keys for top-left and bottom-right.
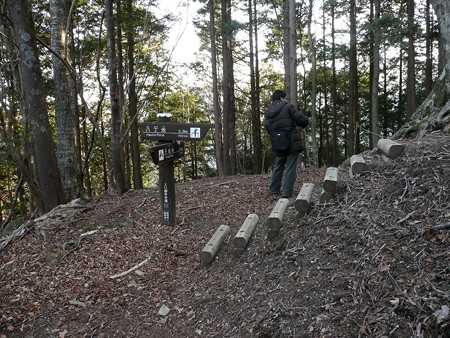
[
  {"x1": 370, "y1": 0, "x2": 381, "y2": 147},
  {"x1": 105, "y1": 0, "x2": 126, "y2": 194},
  {"x1": 50, "y1": 0, "x2": 81, "y2": 201},
  {"x1": 347, "y1": 0, "x2": 357, "y2": 156},
  {"x1": 209, "y1": 0, "x2": 225, "y2": 177},
  {"x1": 406, "y1": 0, "x2": 416, "y2": 120},
  {"x1": 126, "y1": 0, "x2": 143, "y2": 189},
  {"x1": 308, "y1": 0, "x2": 318, "y2": 167},
  {"x1": 8, "y1": 0, "x2": 65, "y2": 213},
  {"x1": 249, "y1": 0, "x2": 262, "y2": 174},
  {"x1": 221, "y1": 0, "x2": 237, "y2": 175},
  {"x1": 331, "y1": 1, "x2": 338, "y2": 166}
]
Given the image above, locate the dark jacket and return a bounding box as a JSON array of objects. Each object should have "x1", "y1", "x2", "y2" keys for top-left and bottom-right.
[{"x1": 265, "y1": 100, "x2": 309, "y2": 155}]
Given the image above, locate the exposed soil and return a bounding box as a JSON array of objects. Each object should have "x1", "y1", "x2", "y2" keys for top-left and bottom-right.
[{"x1": 1, "y1": 131, "x2": 449, "y2": 338}]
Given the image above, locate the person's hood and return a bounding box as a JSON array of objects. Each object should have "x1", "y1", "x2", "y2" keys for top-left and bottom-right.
[{"x1": 266, "y1": 100, "x2": 288, "y2": 119}]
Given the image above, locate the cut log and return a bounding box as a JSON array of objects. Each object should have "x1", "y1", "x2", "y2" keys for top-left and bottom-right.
[
  {"x1": 323, "y1": 167, "x2": 338, "y2": 193},
  {"x1": 267, "y1": 198, "x2": 289, "y2": 230},
  {"x1": 295, "y1": 183, "x2": 315, "y2": 213},
  {"x1": 350, "y1": 154, "x2": 367, "y2": 175},
  {"x1": 377, "y1": 139, "x2": 405, "y2": 158},
  {"x1": 319, "y1": 189, "x2": 334, "y2": 203},
  {"x1": 233, "y1": 214, "x2": 259, "y2": 249},
  {"x1": 200, "y1": 224, "x2": 230, "y2": 264}
]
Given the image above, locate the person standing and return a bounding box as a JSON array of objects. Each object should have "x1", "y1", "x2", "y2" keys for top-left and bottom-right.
[{"x1": 265, "y1": 90, "x2": 309, "y2": 198}]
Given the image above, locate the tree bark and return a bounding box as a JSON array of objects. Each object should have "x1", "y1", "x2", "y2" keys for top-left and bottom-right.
[
  {"x1": 7, "y1": 0, "x2": 65, "y2": 213},
  {"x1": 221, "y1": 0, "x2": 237, "y2": 175},
  {"x1": 308, "y1": 0, "x2": 318, "y2": 167},
  {"x1": 406, "y1": 0, "x2": 416, "y2": 119},
  {"x1": 50, "y1": 0, "x2": 81, "y2": 201},
  {"x1": 347, "y1": 0, "x2": 357, "y2": 156},
  {"x1": 249, "y1": 0, "x2": 262, "y2": 174},
  {"x1": 370, "y1": 0, "x2": 381, "y2": 147},
  {"x1": 126, "y1": 0, "x2": 143, "y2": 189},
  {"x1": 209, "y1": 0, "x2": 224, "y2": 177},
  {"x1": 105, "y1": 0, "x2": 126, "y2": 194}
]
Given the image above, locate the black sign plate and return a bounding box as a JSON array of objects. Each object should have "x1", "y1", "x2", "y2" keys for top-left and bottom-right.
[
  {"x1": 141, "y1": 122, "x2": 214, "y2": 141},
  {"x1": 148, "y1": 141, "x2": 185, "y2": 165}
]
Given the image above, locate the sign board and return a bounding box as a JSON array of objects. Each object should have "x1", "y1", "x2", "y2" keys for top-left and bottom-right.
[
  {"x1": 141, "y1": 122, "x2": 214, "y2": 141},
  {"x1": 148, "y1": 141, "x2": 185, "y2": 165}
]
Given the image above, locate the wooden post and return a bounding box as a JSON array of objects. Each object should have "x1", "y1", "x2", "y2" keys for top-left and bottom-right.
[
  {"x1": 295, "y1": 183, "x2": 315, "y2": 213},
  {"x1": 200, "y1": 224, "x2": 231, "y2": 263},
  {"x1": 157, "y1": 114, "x2": 176, "y2": 226}
]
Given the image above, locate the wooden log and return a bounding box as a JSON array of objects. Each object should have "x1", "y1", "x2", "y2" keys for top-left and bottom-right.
[
  {"x1": 267, "y1": 198, "x2": 289, "y2": 230},
  {"x1": 295, "y1": 183, "x2": 315, "y2": 213},
  {"x1": 233, "y1": 214, "x2": 259, "y2": 249},
  {"x1": 319, "y1": 189, "x2": 334, "y2": 203},
  {"x1": 323, "y1": 167, "x2": 338, "y2": 193},
  {"x1": 350, "y1": 154, "x2": 367, "y2": 175},
  {"x1": 377, "y1": 139, "x2": 405, "y2": 158},
  {"x1": 200, "y1": 224, "x2": 230, "y2": 264}
]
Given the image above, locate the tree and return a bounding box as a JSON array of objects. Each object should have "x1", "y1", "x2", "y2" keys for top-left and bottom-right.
[
  {"x1": 221, "y1": 0, "x2": 237, "y2": 175},
  {"x1": 105, "y1": 0, "x2": 126, "y2": 194},
  {"x1": 249, "y1": 0, "x2": 262, "y2": 174},
  {"x1": 7, "y1": 0, "x2": 65, "y2": 213},
  {"x1": 125, "y1": 0, "x2": 143, "y2": 189},
  {"x1": 406, "y1": 0, "x2": 416, "y2": 119},
  {"x1": 370, "y1": 0, "x2": 381, "y2": 146},
  {"x1": 283, "y1": 0, "x2": 297, "y2": 104},
  {"x1": 307, "y1": 0, "x2": 318, "y2": 166},
  {"x1": 347, "y1": 0, "x2": 357, "y2": 156},
  {"x1": 209, "y1": 0, "x2": 225, "y2": 177},
  {"x1": 50, "y1": 0, "x2": 82, "y2": 201},
  {"x1": 394, "y1": 0, "x2": 450, "y2": 138}
]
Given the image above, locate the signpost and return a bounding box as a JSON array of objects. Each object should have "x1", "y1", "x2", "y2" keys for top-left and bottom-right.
[{"x1": 141, "y1": 114, "x2": 214, "y2": 226}]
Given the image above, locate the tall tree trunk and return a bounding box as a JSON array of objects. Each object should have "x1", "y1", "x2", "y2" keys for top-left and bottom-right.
[
  {"x1": 105, "y1": 0, "x2": 126, "y2": 194},
  {"x1": 249, "y1": 0, "x2": 262, "y2": 174},
  {"x1": 370, "y1": 0, "x2": 381, "y2": 147},
  {"x1": 8, "y1": 0, "x2": 65, "y2": 213},
  {"x1": 221, "y1": 0, "x2": 237, "y2": 175},
  {"x1": 406, "y1": 0, "x2": 416, "y2": 120},
  {"x1": 425, "y1": 0, "x2": 433, "y2": 96},
  {"x1": 347, "y1": 0, "x2": 357, "y2": 156},
  {"x1": 126, "y1": 0, "x2": 142, "y2": 189},
  {"x1": 209, "y1": 0, "x2": 225, "y2": 176},
  {"x1": 283, "y1": 0, "x2": 297, "y2": 104},
  {"x1": 50, "y1": 0, "x2": 81, "y2": 201},
  {"x1": 331, "y1": 1, "x2": 338, "y2": 166},
  {"x1": 308, "y1": 0, "x2": 318, "y2": 167}
]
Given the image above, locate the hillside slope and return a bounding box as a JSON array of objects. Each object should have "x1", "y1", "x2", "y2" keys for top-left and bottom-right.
[{"x1": 1, "y1": 131, "x2": 449, "y2": 338}]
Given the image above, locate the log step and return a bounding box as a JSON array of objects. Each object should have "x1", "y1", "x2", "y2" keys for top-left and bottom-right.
[
  {"x1": 200, "y1": 224, "x2": 230, "y2": 264},
  {"x1": 323, "y1": 167, "x2": 338, "y2": 193},
  {"x1": 295, "y1": 183, "x2": 315, "y2": 213},
  {"x1": 350, "y1": 154, "x2": 367, "y2": 175},
  {"x1": 267, "y1": 198, "x2": 289, "y2": 231},
  {"x1": 233, "y1": 214, "x2": 259, "y2": 249},
  {"x1": 377, "y1": 139, "x2": 405, "y2": 158}
]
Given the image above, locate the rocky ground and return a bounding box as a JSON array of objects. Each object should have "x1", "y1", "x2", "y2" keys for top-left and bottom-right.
[{"x1": 1, "y1": 131, "x2": 449, "y2": 338}]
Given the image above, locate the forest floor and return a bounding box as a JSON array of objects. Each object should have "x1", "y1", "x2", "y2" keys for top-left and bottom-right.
[{"x1": 1, "y1": 131, "x2": 450, "y2": 338}]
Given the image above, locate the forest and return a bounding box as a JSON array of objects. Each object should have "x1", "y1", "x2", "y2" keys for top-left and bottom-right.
[{"x1": 0, "y1": 0, "x2": 449, "y2": 226}]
